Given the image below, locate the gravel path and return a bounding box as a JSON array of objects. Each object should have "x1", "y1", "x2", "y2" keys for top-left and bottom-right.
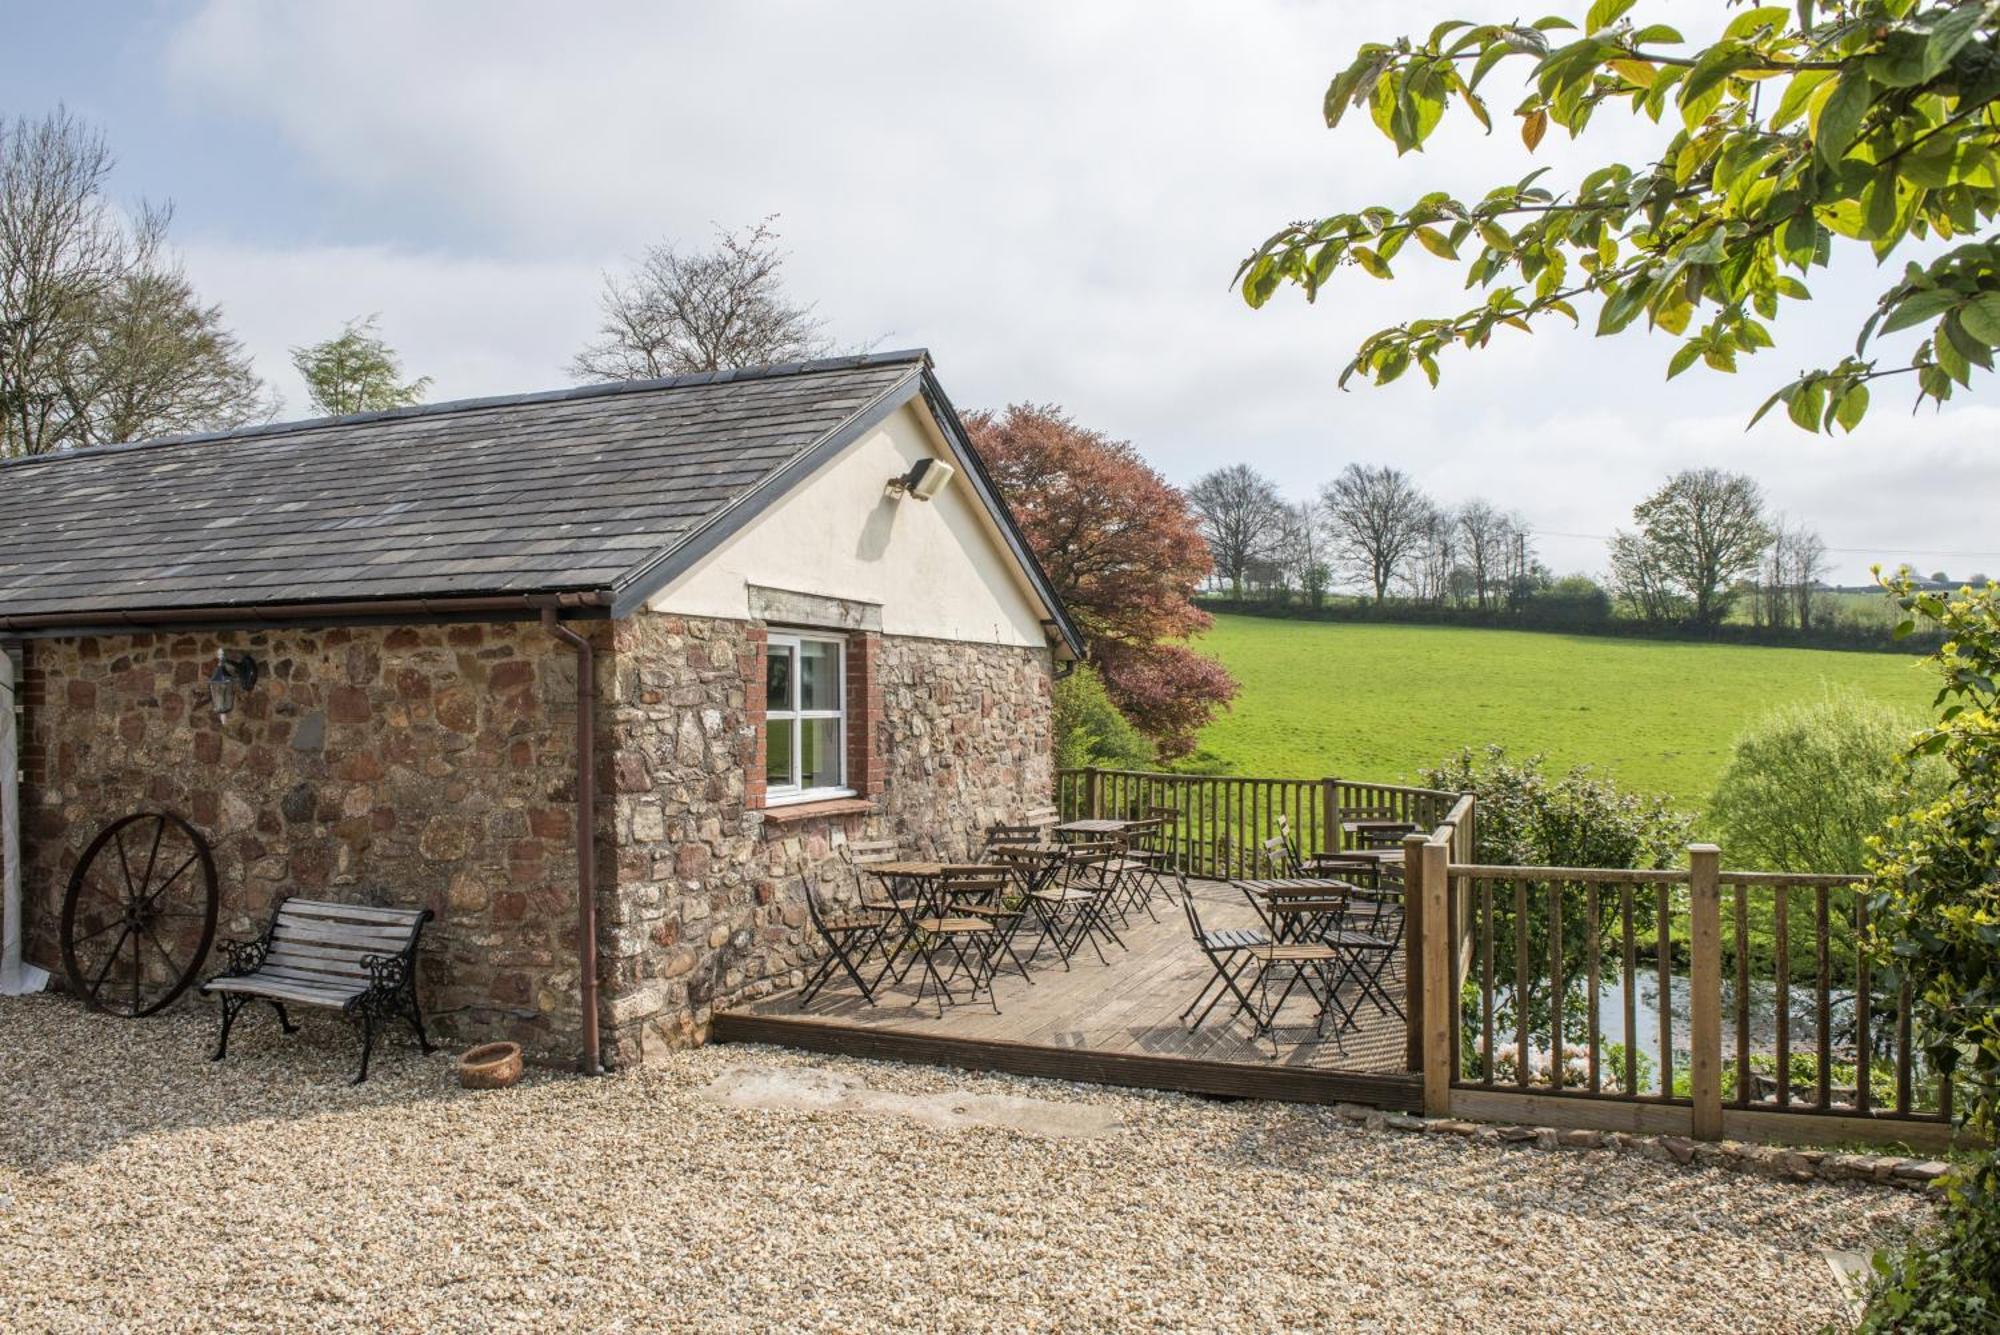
[{"x1": 0, "y1": 995, "x2": 1926, "y2": 1333}]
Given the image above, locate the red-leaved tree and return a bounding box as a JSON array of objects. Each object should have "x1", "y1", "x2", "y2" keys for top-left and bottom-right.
[{"x1": 965, "y1": 402, "x2": 1235, "y2": 758}]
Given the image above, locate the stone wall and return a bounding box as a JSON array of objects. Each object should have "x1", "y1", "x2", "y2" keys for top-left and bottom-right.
[
  {"x1": 18, "y1": 610, "x2": 1055, "y2": 1070},
  {"x1": 600, "y1": 610, "x2": 1054, "y2": 1064},
  {"x1": 19, "y1": 621, "x2": 607, "y2": 1060}
]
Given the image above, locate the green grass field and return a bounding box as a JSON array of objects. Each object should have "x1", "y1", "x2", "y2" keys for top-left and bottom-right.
[{"x1": 1190, "y1": 615, "x2": 1936, "y2": 807}]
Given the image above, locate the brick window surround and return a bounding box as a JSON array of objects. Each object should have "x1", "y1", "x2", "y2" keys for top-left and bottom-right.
[{"x1": 744, "y1": 626, "x2": 880, "y2": 815}]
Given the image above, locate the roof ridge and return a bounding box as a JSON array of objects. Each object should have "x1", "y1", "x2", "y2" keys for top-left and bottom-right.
[{"x1": 0, "y1": 348, "x2": 933, "y2": 472}]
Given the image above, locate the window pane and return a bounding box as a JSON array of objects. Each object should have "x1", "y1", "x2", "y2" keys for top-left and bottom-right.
[
  {"x1": 765, "y1": 717, "x2": 795, "y2": 788},
  {"x1": 765, "y1": 645, "x2": 793, "y2": 711},
  {"x1": 800, "y1": 717, "x2": 841, "y2": 790},
  {"x1": 798, "y1": 640, "x2": 839, "y2": 712}
]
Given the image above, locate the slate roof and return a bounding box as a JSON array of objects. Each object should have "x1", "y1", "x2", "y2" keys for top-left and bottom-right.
[{"x1": 0, "y1": 350, "x2": 1074, "y2": 646}]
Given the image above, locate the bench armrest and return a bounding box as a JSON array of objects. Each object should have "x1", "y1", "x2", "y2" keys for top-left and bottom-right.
[
  {"x1": 358, "y1": 952, "x2": 410, "y2": 995},
  {"x1": 216, "y1": 938, "x2": 268, "y2": 976}
]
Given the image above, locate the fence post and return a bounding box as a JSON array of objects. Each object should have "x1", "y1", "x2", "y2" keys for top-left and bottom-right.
[
  {"x1": 1322, "y1": 777, "x2": 1340, "y2": 854},
  {"x1": 1403, "y1": 830, "x2": 1428, "y2": 1074},
  {"x1": 1420, "y1": 836, "x2": 1453, "y2": 1117},
  {"x1": 1085, "y1": 766, "x2": 1102, "y2": 819},
  {"x1": 1689, "y1": 843, "x2": 1723, "y2": 1140}
]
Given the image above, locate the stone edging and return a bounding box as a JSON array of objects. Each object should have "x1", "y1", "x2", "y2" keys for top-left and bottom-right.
[{"x1": 1330, "y1": 1104, "x2": 1952, "y2": 1193}]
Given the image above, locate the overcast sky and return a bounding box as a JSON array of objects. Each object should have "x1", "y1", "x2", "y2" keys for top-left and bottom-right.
[{"x1": 9, "y1": 0, "x2": 1998, "y2": 583}]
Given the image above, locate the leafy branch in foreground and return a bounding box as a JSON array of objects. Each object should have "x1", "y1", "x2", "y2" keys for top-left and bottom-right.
[{"x1": 1237, "y1": 1, "x2": 2000, "y2": 433}]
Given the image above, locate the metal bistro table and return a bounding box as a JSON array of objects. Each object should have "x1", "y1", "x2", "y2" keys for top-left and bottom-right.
[{"x1": 1052, "y1": 818, "x2": 1143, "y2": 840}]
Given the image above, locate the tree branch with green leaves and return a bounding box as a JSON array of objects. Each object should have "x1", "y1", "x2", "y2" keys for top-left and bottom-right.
[{"x1": 1236, "y1": 0, "x2": 2000, "y2": 433}]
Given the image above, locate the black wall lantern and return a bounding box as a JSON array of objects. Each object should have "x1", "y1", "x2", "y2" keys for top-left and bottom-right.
[{"x1": 208, "y1": 649, "x2": 258, "y2": 722}]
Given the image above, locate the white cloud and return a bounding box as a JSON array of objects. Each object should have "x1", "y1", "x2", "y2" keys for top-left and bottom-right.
[{"x1": 153, "y1": 0, "x2": 2000, "y2": 583}]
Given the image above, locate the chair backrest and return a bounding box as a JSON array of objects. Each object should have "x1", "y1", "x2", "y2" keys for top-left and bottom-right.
[
  {"x1": 984, "y1": 823, "x2": 1042, "y2": 851},
  {"x1": 263, "y1": 897, "x2": 430, "y2": 986},
  {"x1": 938, "y1": 866, "x2": 1010, "y2": 903},
  {"x1": 1260, "y1": 835, "x2": 1299, "y2": 876},
  {"x1": 840, "y1": 838, "x2": 900, "y2": 867},
  {"x1": 1024, "y1": 805, "x2": 1060, "y2": 828}
]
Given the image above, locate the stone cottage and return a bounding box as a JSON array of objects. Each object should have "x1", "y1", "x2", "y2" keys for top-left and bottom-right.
[{"x1": 0, "y1": 350, "x2": 1081, "y2": 1069}]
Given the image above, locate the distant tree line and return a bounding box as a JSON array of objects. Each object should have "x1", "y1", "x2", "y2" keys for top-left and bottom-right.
[{"x1": 1188, "y1": 460, "x2": 1957, "y2": 652}]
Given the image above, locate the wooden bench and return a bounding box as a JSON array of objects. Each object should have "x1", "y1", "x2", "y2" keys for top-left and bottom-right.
[{"x1": 201, "y1": 897, "x2": 434, "y2": 1084}]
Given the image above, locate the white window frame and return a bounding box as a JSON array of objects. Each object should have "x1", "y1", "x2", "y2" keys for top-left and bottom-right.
[{"x1": 763, "y1": 632, "x2": 851, "y2": 805}]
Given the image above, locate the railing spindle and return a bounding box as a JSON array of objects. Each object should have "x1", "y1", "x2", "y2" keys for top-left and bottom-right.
[
  {"x1": 1621, "y1": 884, "x2": 1638, "y2": 1095},
  {"x1": 1734, "y1": 883, "x2": 1750, "y2": 1108},
  {"x1": 1481, "y1": 880, "x2": 1495, "y2": 1087},
  {"x1": 1815, "y1": 886, "x2": 1832, "y2": 1110},
  {"x1": 1514, "y1": 879, "x2": 1530, "y2": 1088},
  {"x1": 1855, "y1": 892, "x2": 1871, "y2": 1115},
  {"x1": 1587, "y1": 884, "x2": 1601, "y2": 1094},
  {"x1": 1775, "y1": 886, "x2": 1791, "y2": 1108},
  {"x1": 1549, "y1": 880, "x2": 1564, "y2": 1091},
  {"x1": 1656, "y1": 881, "x2": 1673, "y2": 1099},
  {"x1": 1896, "y1": 975, "x2": 1913, "y2": 1115}
]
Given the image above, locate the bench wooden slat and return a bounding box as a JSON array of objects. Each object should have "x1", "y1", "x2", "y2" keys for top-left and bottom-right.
[
  {"x1": 280, "y1": 900, "x2": 428, "y2": 927},
  {"x1": 260, "y1": 953, "x2": 372, "y2": 981},
  {"x1": 256, "y1": 965, "x2": 372, "y2": 991},
  {"x1": 275, "y1": 908, "x2": 416, "y2": 937},
  {"x1": 205, "y1": 974, "x2": 367, "y2": 1005},
  {"x1": 260, "y1": 940, "x2": 378, "y2": 967},
  {"x1": 273, "y1": 920, "x2": 418, "y2": 951}
]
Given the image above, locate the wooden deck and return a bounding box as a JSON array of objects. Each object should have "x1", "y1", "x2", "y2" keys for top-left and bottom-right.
[{"x1": 713, "y1": 879, "x2": 1421, "y2": 1109}]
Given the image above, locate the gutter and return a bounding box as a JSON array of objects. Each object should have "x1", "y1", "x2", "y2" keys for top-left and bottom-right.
[
  {"x1": 0, "y1": 642, "x2": 48, "y2": 996},
  {"x1": 538, "y1": 601, "x2": 604, "y2": 1076},
  {"x1": 0, "y1": 590, "x2": 614, "y2": 636}
]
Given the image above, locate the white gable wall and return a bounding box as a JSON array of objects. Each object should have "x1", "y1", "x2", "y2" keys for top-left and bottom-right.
[{"x1": 647, "y1": 401, "x2": 1055, "y2": 649}]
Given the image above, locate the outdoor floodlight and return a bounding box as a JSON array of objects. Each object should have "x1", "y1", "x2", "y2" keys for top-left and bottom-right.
[{"x1": 885, "y1": 458, "x2": 955, "y2": 502}]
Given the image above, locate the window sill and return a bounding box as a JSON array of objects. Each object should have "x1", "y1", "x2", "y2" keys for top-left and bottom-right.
[{"x1": 758, "y1": 796, "x2": 877, "y2": 824}]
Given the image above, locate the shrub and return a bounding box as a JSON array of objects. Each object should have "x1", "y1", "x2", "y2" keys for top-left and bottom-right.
[
  {"x1": 1422, "y1": 744, "x2": 1690, "y2": 871},
  {"x1": 1052, "y1": 664, "x2": 1154, "y2": 772},
  {"x1": 1857, "y1": 575, "x2": 2000, "y2": 1328},
  {"x1": 1707, "y1": 688, "x2": 1940, "y2": 874}
]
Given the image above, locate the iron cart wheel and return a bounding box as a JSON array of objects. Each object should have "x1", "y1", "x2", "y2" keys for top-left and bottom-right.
[{"x1": 59, "y1": 812, "x2": 219, "y2": 1017}]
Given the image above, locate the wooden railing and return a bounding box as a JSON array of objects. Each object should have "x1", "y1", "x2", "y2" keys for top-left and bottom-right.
[
  {"x1": 1054, "y1": 768, "x2": 1456, "y2": 880},
  {"x1": 1407, "y1": 836, "x2": 1957, "y2": 1145}
]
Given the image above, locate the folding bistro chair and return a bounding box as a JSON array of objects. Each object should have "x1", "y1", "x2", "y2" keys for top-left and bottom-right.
[
  {"x1": 1179, "y1": 878, "x2": 1270, "y2": 1032},
  {"x1": 982, "y1": 823, "x2": 1044, "y2": 858},
  {"x1": 1323, "y1": 885, "x2": 1405, "y2": 1024},
  {"x1": 799, "y1": 875, "x2": 891, "y2": 1006},
  {"x1": 901, "y1": 882, "x2": 1007, "y2": 1016},
  {"x1": 935, "y1": 865, "x2": 1034, "y2": 985}
]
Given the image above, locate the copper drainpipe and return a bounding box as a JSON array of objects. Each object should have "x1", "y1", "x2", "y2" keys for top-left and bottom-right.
[{"x1": 540, "y1": 603, "x2": 603, "y2": 1076}]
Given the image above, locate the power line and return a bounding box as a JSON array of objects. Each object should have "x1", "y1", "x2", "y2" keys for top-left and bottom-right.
[{"x1": 1526, "y1": 528, "x2": 2000, "y2": 561}]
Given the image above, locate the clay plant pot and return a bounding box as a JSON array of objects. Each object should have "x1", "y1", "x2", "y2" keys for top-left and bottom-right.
[{"x1": 458, "y1": 1041, "x2": 524, "y2": 1090}]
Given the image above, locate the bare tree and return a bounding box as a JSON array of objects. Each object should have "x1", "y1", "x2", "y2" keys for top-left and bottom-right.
[
  {"x1": 1187, "y1": 463, "x2": 1288, "y2": 598},
  {"x1": 1455, "y1": 500, "x2": 1515, "y2": 610},
  {"x1": 570, "y1": 218, "x2": 831, "y2": 381},
  {"x1": 1402, "y1": 501, "x2": 1455, "y2": 604},
  {"x1": 1, "y1": 109, "x2": 265, "y2": 456},
  {"x1": 1623, "y1": 468, "x2": 1774, "y2": 627},
  {"x1": 1608, "y1": 529, "x2": 1683, "y2": 623},
  {"x1": 1278, "y1": 501, "x2": 1332, "y2": 607},
  {"x1": 1784, "y1": 519, "x2": 1832, "y2": 631},
  {"x1": 1319, "y1": 463, "x2": 1431, "y2": 604}
]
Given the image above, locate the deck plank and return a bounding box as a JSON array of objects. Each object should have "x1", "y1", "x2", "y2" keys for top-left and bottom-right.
[{"x1": 722, "y1": 880, "x2": 1412, "y2": 1097}]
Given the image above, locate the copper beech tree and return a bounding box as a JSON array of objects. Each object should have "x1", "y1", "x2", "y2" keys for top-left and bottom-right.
[{"x1": 965, "y1": 403, "x2": 1235, "y2": 758}]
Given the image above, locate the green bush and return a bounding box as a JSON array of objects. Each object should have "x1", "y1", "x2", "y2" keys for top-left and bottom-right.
[
  {"x1": 1422, "y1": 744, "x2": 1691, "y2": 870},
  {"x1": 1707, "y1": 688, "x2": 1940, "y2": 874},
  {"x1": 1859, "y1": 1157, "x2": 2000, "y2": 1333},
  {"x1": 1052, "y1": 664, "x2": 1155, "y2": 772}
]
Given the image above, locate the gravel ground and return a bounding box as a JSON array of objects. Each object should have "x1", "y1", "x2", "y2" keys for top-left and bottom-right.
[{"x1": 0, "y1": 995, "x2": 1929, "y2": 1333}]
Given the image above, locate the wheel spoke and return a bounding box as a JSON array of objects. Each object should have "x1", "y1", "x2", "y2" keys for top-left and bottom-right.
[
  {"x1": 136, "y1": 816, "x2": 167, "y2": 904},
  {"x1": 130, "y1": 931, "x2": 140, "y2": 1012},
  {"x1": 86, "y1": 925, "x2": 135, "y2": 998},
  {"x1": 137, "y1": 850, "x2": 201, "y2": 913},
  {"x1": 113, "y1": 826, "x2": 136, "y2": 903},
  {"x1": 69, "y1": 918, "x2": 126, "y2": 947},
  {"x1": 145, "y1": 931, "x2": 183, "y2": 992}
]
